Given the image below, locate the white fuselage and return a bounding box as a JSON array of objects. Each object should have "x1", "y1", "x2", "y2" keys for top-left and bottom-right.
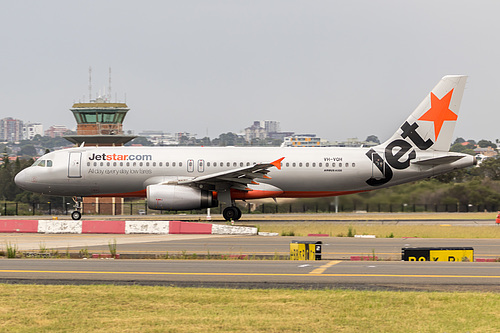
[{"x1": 15, "y1": 145, "x2": 475, "y2": 199}]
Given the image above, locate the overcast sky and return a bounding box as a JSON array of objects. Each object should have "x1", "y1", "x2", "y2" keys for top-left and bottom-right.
[{"x1": 1, "y1": 1, "x2": 499, "y2": 142}]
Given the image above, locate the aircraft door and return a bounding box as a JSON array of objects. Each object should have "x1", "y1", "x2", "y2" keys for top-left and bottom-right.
[
  {"x1": 370, "y1": 152, "x2": 385, "y2": 180},
  {"x1": 187, "y1": 159, "x2": 194, "y2": 173},
  {"x1": 198, "y1": 159, "x2": 205, "y2": 173},
  {"x1": 68, "y1": 152, "x2": 82, "y2": 178}
]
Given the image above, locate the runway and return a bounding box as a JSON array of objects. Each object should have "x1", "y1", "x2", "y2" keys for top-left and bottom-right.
[
  {"x1": 2, "y1": 233, "x2": 499, "y2": 260},
  {"x1": 0, "y1": 231, "x2": 499, "y2": 291},
  {"x1": 1, "y1": 259, "x2": 499, "y2": 292}
]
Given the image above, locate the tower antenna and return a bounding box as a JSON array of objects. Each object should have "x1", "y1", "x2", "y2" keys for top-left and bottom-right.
[
  {"x1": 108, "y1": 67, "x2": 112, "y2": 102},
  {"x1": 88, "y1": 66, "x2": 92, "y2": 102}
]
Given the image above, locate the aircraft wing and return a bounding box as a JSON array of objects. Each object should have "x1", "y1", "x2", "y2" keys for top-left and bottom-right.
[{"x1": 177, "y1": 157, "x2": 285, "y2": 191}]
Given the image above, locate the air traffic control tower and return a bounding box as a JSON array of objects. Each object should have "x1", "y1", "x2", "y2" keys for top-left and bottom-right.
[
  {"x1": 63, "y1": 81, "x2": 137, "y2": 216},
  {"x1": 64, "y1": 96, "x2": 136, "y2": 146}
]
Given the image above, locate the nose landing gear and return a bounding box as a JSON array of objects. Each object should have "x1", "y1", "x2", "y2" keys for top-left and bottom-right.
[{"x1": 71, "y1": 197, "x2": 83, "y2": 220}]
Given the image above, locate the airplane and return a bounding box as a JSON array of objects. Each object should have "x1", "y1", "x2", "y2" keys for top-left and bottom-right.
[{"x1": 15, "y1": 75, "x2": 475, "y2": 221}]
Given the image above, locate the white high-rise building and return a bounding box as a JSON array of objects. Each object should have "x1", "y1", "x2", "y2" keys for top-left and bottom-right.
[{"x1": 23, "y1": 122, "x2": 43, "y2": 140}]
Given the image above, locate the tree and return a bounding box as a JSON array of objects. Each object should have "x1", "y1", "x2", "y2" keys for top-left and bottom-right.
[
  {"x1": 126, "y1": 137, "x2": 154, "y2": 146},
  {"x1": 19, "y1": 145, "x2": 37, "y2": 156},
  {"x1": 476, "y1": 156, "x2": 500, "y2": 180},
  {"x1": 365, "y1": 135, "x2": 380, "y2": 144},
  {"x1": 477, "y1": 140, "x2": 497, "y2": 149}
]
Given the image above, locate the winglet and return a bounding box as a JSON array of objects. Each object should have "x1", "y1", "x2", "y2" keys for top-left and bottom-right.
[{"x1": 271, "y1": 157, "x2": 285, "y2": 170}]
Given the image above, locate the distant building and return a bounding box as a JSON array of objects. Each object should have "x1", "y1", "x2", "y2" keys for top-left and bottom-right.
[
  {"x1": 23, "y1": 122, "x2": 43, "y2": 140},
  {"x1": 473, "y1": 146, "x2": 498, "y2": 158},
  {"x1": 329, "y1": 137, "x2": 378, "y2": 148},
  {"x1": 0, "y1": 117, "x2": 24, "y2": 142},
  {"x1": 281, "y1": 134, "x2": 326, "y2": 147},
  {"x1": 282, "y1": 135, "x2": 379, "y2": 148},
  {"x1": 245, "y1": 121, "x2": 267, "y2": 141},
  {"x1": 244, "y1": 120, "x2": 293, "y2": 142},
  {"x1": 137, "y1": 130, "x2": 179, "y2": 145},
  {"x1": 45, "y1": 125, "x2": 71, "y2": 138}
]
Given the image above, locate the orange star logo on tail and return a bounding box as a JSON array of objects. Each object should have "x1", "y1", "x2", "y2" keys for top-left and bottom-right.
[{"x1": 418, "y1": 89, "x2": 457, "y2": 140}]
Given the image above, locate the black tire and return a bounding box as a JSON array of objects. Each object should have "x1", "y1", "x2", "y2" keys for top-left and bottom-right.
[
  {"x1": 71, "y1": 211, "x2": 82, "y2": 220},
  {"x1": 223, "y1": 206, "x2": 241, "y2": 221},
  {"x1": 234, "y1": 206, "x2": 242, "y2": 220}
]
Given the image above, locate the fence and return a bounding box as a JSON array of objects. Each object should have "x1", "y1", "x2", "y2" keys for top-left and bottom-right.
[{"x1": 0, "y1": 201, "x2": 498, "y2": 217}]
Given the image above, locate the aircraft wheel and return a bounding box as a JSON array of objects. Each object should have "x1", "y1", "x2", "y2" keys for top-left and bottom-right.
[
  {"x1": 223, "y1": 206, "x2": 241, "y2": 221},
  {"x1": 71, "y1": 211, "x2": 82, "y2": 220},
  {"x1": 235, "y1": 206, "x2": 242, "y2": 220}
]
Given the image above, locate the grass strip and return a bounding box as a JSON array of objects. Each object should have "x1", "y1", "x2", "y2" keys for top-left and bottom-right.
[
  {"x1": 0, "y1": 284, "x2": 499, "y2": 332},
  {"x1": 257, "y1": 223, "x2": 500, "y2": 238}
]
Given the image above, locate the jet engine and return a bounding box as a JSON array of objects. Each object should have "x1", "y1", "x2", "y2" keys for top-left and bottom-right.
[{"x1": 146, "y1": 185, "x2": 218, "y2": 210}]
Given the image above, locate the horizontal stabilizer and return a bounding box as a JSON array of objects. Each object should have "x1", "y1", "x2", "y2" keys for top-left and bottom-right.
[{"x1": 412, "y1": 155, "x2": 465, "y2": 166}]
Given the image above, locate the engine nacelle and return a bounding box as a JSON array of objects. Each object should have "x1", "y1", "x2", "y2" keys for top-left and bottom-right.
[{"x1": 147, "y1": 185, "x2": 218, "y2": 210}]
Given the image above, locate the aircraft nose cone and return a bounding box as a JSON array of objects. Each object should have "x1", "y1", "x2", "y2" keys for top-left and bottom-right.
[{"x1": 14, "y1": 169, "x2": 29, "y2": 190}]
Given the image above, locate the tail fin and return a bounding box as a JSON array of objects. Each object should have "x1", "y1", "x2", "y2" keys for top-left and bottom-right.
[{"x1": 382, "y1": 75, "x2": 467, "y2": 152}]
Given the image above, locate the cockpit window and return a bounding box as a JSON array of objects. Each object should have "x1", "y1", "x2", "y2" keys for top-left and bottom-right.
[{"x1": 33, "y1": 159, "x2": 53, "y2": 167}]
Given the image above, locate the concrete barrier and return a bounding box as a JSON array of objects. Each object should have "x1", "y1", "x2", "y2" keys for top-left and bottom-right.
[
  {"x1": 212, "y1": 224, "x2": 258, "y2": 235},
  {"x1": 0, "y1": 219, "x2": 258, "y2": 235},
  {"x1": 38, "y1": 220, "x2": 82, "y2": 234},
  {"x1": 0, "y1": 220, "x2": 39, "y2": 233},
  {"x1": 125, "y1": 221, "x2": 170, "y2": 234}
]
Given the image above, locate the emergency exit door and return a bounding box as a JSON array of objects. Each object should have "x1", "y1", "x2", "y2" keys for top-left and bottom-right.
[{"x1": 68, "y1": 152, "x2": 82, "y2": 178}]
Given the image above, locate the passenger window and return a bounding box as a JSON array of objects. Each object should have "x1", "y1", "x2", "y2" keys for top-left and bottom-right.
[
  {"x1": 207, "y1": 162, "x2": 211, "y2": 167},
  {"x1": 325, "y1": 163, "x2": 329, "y2": 167},
  {"x1": 306, "y1": 162, "x2": 309, "y2": 167},
  {"x1": 352, "y1": 163, "x2": 356, "y2": 167},
  {"x1": 113, "y1": 162, "x2": 117, "y2": 167},
  {"x1": 166, "y1": 162, "x2": 169, "y2": 167},
  {"x1": 87, "y1": 162, "x2": 91, "y2": 167},
  {"x1": 292, "y1": 163, "x2": 296, "y2": 167},
  {"x1": 339, "y1": 163, "x2": 342, "y2": 167},
  {"x1": 139, "y1": 162, "x2": 143, "y2": 167},
  {"x1": 133, "y1": 162, "x2": 136, "y2": 167},
  {"x1": 107, "y1": 162, "x2": 110, "y2": 167},
  {"x1": 172, "y1": 162, "x2": 176, "y2": 167},
  {"x1": 286, "y1": 162, "x2": 290, "y2": 167},
  {"x1": 120, "y1": 162, "x2": 123, "y2": 167},
  {"x1": 152, "y1": 162, "x2": 156, "y2": 167},
  {"x1": 227, "y1": 162, "x2": 230, "y2": 167},
  {"x1": 94, "y1": 162, "x2": 97, "y2": 166},
  {"x1": 159, "y1": 162, "x2": 162, "y2": 167},
  {"x1": 319, "y1": 163, "x2": 322, "y2": 167},
  {"x1": 246, "y1": 162, "x2": 250, "y2": 166},
  {"x1": 332, "y1": 163, "x2": 335, "y2": 167},
  {"x1": 146, "y1": 162, "x2": 150, "y2": 167},
  {"x1": 126, "y1": 162, "x2": 130, "y2": 167},
  {"x1": 299, "y1": 162, "x2": 303, "y2": 167},
  {"x1": 233, "y1": 162, "x2": 237, "y2": 167},
  {"x1": 312, "y1": 163, "x2": 316, "y2": 167},
  {"x1": 100, "y1": 162, "x2": 104, "y2": 167},
  {"x1": 345, "y1": 163, "x2": 349, "y2": 167},
  {"x1": 220, "y1": 162, "x2": 223, "y2": 167},
  {"x1": 240, "y1": 162, "x2": 243, "y2": 167}
]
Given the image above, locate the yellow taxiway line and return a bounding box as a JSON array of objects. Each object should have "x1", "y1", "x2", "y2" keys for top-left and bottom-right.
[{"x1": 0, "y1": 269, "x2": 499, "y2": 279}]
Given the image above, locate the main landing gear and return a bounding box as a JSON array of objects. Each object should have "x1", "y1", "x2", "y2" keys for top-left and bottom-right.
[
  {"x1": 71, "y1": 196, "x2": 83, "y2": 220},
  {"x1": 223, "y1": 206, "x2": 242, "y2": 221}
]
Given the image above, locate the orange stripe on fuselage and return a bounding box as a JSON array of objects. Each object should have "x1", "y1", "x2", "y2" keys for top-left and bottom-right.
[
  {"x1": 89, "y1": 190, "x2": 147, "y2": 198},
  {"x1": 90, "y1": 189, "x2": 367, "y2": 199}
]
